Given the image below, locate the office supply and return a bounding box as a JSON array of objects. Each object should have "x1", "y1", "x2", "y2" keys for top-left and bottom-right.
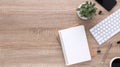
[
  {"x1": 97, "y1": 50, "x2": 101, "y2": 54},
  {"x1": 117, "y1": 41, "x2": 120, "y2": 44},
  {"x1": 101, "y1": 42, "x2": 113, "y2": 64},
  {"x1": 97, "y1": 48, "x2": 101, "y2": 54},
  {"x1": 98, "y1": 10, "x2": 102, "y2": 15},
  {"x1": 90, "y1": 8, "x2": 120, "y2": 45},
  {"x1": 110, "y1": 57, "x2": 120, "y2": 67},
  {"x1": 58, "y1": 25, "x2": 91, "y2": 65},
  {"x1": 95, "y1": 0, "x2": 117, "y2": 11}
]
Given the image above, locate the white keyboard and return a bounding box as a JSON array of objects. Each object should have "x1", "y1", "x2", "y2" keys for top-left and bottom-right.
[{"x1": 90, "y1": 9, "x2": 120, "y2": 45}]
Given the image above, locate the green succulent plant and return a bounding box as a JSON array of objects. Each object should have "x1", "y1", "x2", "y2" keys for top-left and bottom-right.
[{"x1": 77, "y1": 1, "x2": 97, "y2": 19}]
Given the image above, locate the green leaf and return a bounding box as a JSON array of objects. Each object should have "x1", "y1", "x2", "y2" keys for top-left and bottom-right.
[
  {"x1": 86, "y1": 1, "x2": 88, "y2": 4},
  {"x1": 92, "y1": 3, "x2": 95, "y2": 7},
  {"x1": 90, "y1": 2, "x2": 92, "y2": 5}
]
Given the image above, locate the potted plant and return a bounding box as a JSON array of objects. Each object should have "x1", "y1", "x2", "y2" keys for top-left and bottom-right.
[{"x1": 76, "y1": 1, "x2": 97, "y2": 20}]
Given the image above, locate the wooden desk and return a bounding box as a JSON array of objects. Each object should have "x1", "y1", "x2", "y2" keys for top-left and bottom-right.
[{"x1": 0, "y1": 0, "x2": 120, "y2": 67}]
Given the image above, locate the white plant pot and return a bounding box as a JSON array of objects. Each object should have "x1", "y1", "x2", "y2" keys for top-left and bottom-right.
[{"x1": 76, "y1": 4, "x2": 88, "y2": 20}]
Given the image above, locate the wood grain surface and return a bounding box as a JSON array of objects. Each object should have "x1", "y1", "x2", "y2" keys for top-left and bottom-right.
[{"x1": 0, "y1": 0, "x2": 120, "y2": 67}]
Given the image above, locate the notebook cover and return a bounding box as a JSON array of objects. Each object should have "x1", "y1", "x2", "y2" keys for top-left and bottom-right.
[{"x1": 58, "y1": 25, "x2": 91, "y2": 65}]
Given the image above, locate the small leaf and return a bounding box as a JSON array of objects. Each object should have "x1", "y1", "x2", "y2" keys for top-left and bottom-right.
[
  {"x1": 86, "y1": 1, "x2": 88, "y2": 4},
  {"x1": 92, "y1": 3, "x2": 95, "y2": 7},
  {"x1": 90, "y1": 2, "x2": 92, "y2": 5}
]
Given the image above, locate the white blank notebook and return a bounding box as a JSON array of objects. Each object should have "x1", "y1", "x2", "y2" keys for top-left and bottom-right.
[{"x1": 58, "y1": 25, "x2": 91, "y2": 65}]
